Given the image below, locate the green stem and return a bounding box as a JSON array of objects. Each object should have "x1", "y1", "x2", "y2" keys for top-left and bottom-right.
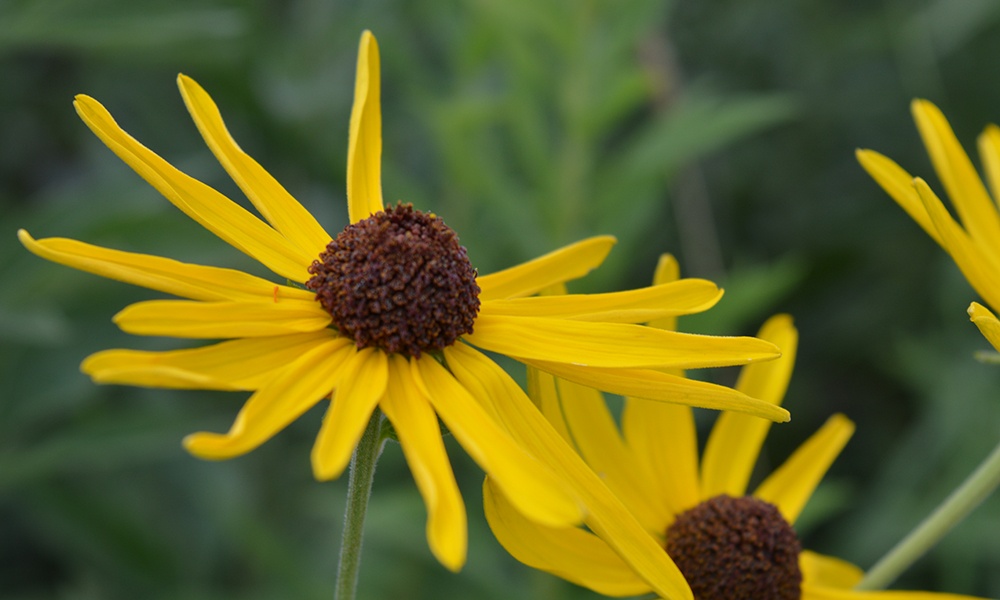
[
  {"x1": 856, "y1": 437, "x2": 1000, "y2": 590},
  {"x1": 335, "y1": 409, "x2": 386, "y2": 600}
]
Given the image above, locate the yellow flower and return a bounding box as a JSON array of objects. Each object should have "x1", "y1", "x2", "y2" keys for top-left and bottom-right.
[
  {"x1": 484, "y1": 256, "x2": 984, "y2": 599},
  {"x1": 857, "y1": 100, "x2": 1000, "y2": 351},
  {"x1": 19, "y1": 31, "x2": 786, "y2": 573}
]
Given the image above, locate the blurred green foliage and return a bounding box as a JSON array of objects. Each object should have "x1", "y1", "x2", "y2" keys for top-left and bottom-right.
[{"x1": 3, "y1": 0, "x2": 1000, "y2": 597}]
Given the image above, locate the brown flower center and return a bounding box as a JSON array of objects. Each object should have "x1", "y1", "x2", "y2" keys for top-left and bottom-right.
[
  {"x1": 665, "y1": 495, "x2": 802, "y2": 600},
  {"x1": 306, "y1": 203, "x2": 480, "y2": 356}
]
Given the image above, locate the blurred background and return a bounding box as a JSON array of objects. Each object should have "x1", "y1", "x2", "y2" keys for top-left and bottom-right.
[{"x1": 3, "y1": 0, "x2": 1000, "y2": 598}]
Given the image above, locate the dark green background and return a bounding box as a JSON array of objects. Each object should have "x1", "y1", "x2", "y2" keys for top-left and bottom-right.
[{"x1": 3, "y1": 0, "x2": 1000, "y2": 598}]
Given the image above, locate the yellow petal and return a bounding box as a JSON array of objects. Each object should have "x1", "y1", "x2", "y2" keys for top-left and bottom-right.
[
  {"x1": 480, "y1": 278, "x2": 722, "y2": 323},
  {"x1": 412, "y1": 352, "x2": 583, "y2": 528},
  {"x1": 444, "y1": 344, "x2": 693, "y2": 600},
  {"x1": 466, "y1": 313, "x2": 781, "y2": 369},
  {"x1": 701, "y1": 314, "x2": 798, "y2": 498},
  {"x1": 977, "y1": 124, "x2": 1000, "y2": 213},
  {"x1": 856, "y1": 149, "x2": 942, "y2": 246},
  {"x1": 912, "y1": 99, "x2": 1000, "y2": 255},
  {"x1": 525, "y1": 366, "x2": 573, "y2": 442},
  {"x1": 524, "y1": 358, "x2": 791, "y2": 422},
  {"x1": 184, "y1": 338, "x2": 352, "y2": 459},
  {"x1": 476, "y1": 236, "x2": 616, "y2": 302},
  {"x1": 347, "y1": 30, "x2": 384, "y2": 223},
  {"x1": 380, "y1": 354, "x2": 466, "y2": 571},
  {"x1": 649, "y1": 253, "x2": 681, "y2": 330},
  {"x1": 18, "y1": 230, "x2": 313, "y2": 302},
  {"x1": 969, "y1": 301, "x2": 1000, "y2": 352},
  {"x1": 73, "y1": 95, "x2": 312, "y2": 282},
  {"x1": 753, "y1": 414, "x2": 855, "y2": 524},
  {"x1": 312, "y1": 347, "x2": 389, "y2": 480},
  {"x1": 82, "y1": 331, "x2": 336, "y2": 390},
  {"x1": 800, "y1": 551, "x2": 863, "y2": 588},
  {"x1": 483, "y1": 477, "x2": 652, "y2": 597},
  {"x1": 177, "y1": 74, "x2": 332, "y2": 257},
  {"x1": 113, "y1": 299, "x2": 330, "y2": 338}
]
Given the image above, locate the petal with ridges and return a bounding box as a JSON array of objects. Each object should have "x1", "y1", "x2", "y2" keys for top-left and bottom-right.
[
  {"x1": 380, "y1": 354, "x2": 467, "y2": 571},
  {"x1": 73, "y1": 95, "x2": 312, "y2": 281},
  {"x1": 347, "y1": 31, "x2": 384, "y2": 223},
  {"x1": 476, "y1": 236, "x2": 616, "y2": 302},
  {"x1": 113, "y1": 299, "x2": 330, "y2": 338},
  {"x1": 753, "y1": 414, "x2": 855, "y2": 524},
  {"x1": 969, "y1": 301, "x2": 1000, "y2": 352},
  {"x1": 177, "y1": 74, "x2": 332, "y2": 256},
  {"x1": 18, "y1": 230, "x2": 313, "y2": 302},
  {"x1": 856, "y1": 149, "x2": 942, "y2": 246},
  {"x1": 312, "y1": 347, "x2": 389, "y2": 480}
]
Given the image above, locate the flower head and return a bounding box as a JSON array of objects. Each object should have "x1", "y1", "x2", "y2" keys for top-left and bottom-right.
[
  {"x1": 20, "y1": 31, "x2": 786, "y2": 572},
  {"x1": 484, "y1": 256, "x2": 984, "y2": 598}
]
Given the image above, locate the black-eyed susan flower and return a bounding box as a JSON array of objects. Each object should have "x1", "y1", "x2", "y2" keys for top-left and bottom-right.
[
  {"x1": 483, "y1": 256, "x2": 985, "y2": 599},
  {"x1": 18, "y1": 31, "x2": 787, "y2": 573}
]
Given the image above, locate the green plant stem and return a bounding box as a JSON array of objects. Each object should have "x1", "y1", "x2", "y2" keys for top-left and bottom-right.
[
  {"x1": 335, "y1": 409, "x2": 386, "y2": 600},
  {"x1": 856, "y1": 438, "x2": 1000, "y2": 590}
]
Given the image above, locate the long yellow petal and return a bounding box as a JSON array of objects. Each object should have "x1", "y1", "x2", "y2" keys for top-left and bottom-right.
[
  {"x1": 476, "y1": 236, "x2": 616, "y2": 302},
  {"x1": 701, "y1": 314, "x2": 798, "y2": 498},
  {"x1": 753, "y1": 414, "x2": 855, "y2": 524},
  {"x1": 466, "y1": 313, "x2": 780, "y2": 369},
  {"x1": 483, "y1": 478, "x2": 652, "y2": 597},
  {"x1": 380, "y1": 354, "x2": 467, "y2": 571},
  {"x1": 524, "y1": 358, "x2": 790, "y2": 422},
  {"x1": 177, "y1": 74, "x2": 332, "y2": 256},
  {"x1": 312, "y1": 347, "x2": 389, "y2": 480},
  {"x1": 73, "y1": 95, "x2": 312, "y2": 281},
  {"x1": 969, "y1": 301, "x2": 1000, "y2": 352},
  {"x1": 18, "y1": 230, "x2": 313, "y2": 302},
  {"x1": 82, "y1": 331, "x2": 336, "y2": 390},
  {"x1": 978, "y1": 125, "x2": 1000, "y2": 214},
  {"x1": 856, "y1": 149, "x2": 942, "y2": 246},
  {"x1": 479, "y1": 278, "x2": 722, "y2": 323},
  {"x1": 113, "y1": 299, "x2": 330, "y2": 338},
  {"x1": 800, "y1": 551, "x2": 863, "y2": 588},
  {"x1": 347, "y1": 30, "x2": 384, "y2": 223},
  {"x1": 444, "y1": 344, "x2": 693, "y2": 600},
  {"x1": 184, "y1": 338, "x2": 352, "y2": 459}
]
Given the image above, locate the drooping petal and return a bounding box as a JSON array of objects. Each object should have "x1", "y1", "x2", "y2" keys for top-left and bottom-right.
[
  {"x1": 483, "y1": 478, "x2": 652, "y2": 597},
  {"x1": 476, "y1": 236, "x2": 616, "y2": 302},
  {"x1": 969, "y1": 301, "x2": 1000, "y2": 352},
  {"x1": 82, "y1": 331, "x2": 336, "y2": 390},
  {"x1": 113, "y1": 299, "x2": 330, "y2": 338},
  {"x1": 701, "y1": 314, "x2": 798, "y2": 498},
  {"x1": 800, "y1": 551, "x2": 863, "y2": 588},
  {"x1": 411, "y1": 353, "x2": 583, "y2": 528},
  {"x1": 346, "y1": 30, "x2": 384, "y2": 223},
  {"x1": 479, "y1": 278, "x2": 722, "y2": 323},
  {"x1": 466, "y1": 313, "x2": 781, "y2": 369},
  {"x1": 379, "y1": 354, "x2": 466, "y2": 571},
  {"x1": 855, "y1": 149, "x2": 941, "y2": 246},
  {"x1": 444, "y1": 344, "x2": 694, "y2": 600},
  {"x1": 977, "y1": 124, "x2": 1000, "y2": 213},
  {"x1": 753, "y1": 414, "x2": 855, "y2": 524},
  {"x1": 522, "y1": 358, "x2": 791, "y2": 422},
  {"x1": 312, "y1": 347, "x2": 389, "y2": 480},
  {"x1": 177, "y1": 74, "x2": 332, "y2": 257},
  {"x1": 184, "y1": 338, "x2": 352, "y2": 459},
  {"x1": 73, "y1": 95, "x2": 312, "y2": 282},
  {"x1": 18, "y1": 230, "x2": 313, "y2": 302}
]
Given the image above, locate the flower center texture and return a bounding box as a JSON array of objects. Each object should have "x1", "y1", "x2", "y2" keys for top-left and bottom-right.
[
  {"x1": 665, "y1": 495, "x2": 802, "y2": 600},
  {"x1": 307, "y1": 203, "x2": 480, "y2": 357}
]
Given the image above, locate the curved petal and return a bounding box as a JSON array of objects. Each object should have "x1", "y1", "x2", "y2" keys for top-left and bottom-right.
[
  {"x1": 184, "y1": 338, "x2": 352, "y2": 459},
  {"x1": 701, "y1": 314, "x2": 798, "y2": 498},
  {"x1": 483, "y1": 477, "x2": 652, "y2": 597},
  {"x1": 73, "y1": 95, "x2": 312, "y2": 282},
  {"x1": 977, "y1": 124, "x2": 1000, "y2": 213},
  {"x1": 479, "y1": 278, "x2": 722, "y2": 323},
  {"x1": 649, "y1": 253, "x2": 681, "y2": 329},
  {"x1": 753, "y1": 414, "x2": 855, "y2": 524},
  {"x1": 380, "y1": 354, "x2": 466, "y2": 571},
  {"x1": 524, "y1": 358, "x2": 790, "y2": 422},
  {"x1": 969, "y1": 301, "x2": 1000, "y2": 352},
  {"x1": 113, "y1": 299, "x2": 330, "y2": 338},
  {"x1": 466, "y1": 313, "x2": 781, "y2": 369},
  {"x1": 412, "y1": 353, "x2": 583, "y2": 528},
  {"x1": 444, "y1": 344, "x2": 693, "y2": 600},
  {"x1": 312, "y1": 347, "x2": 389, "y2": 480},
  {"x1": 856, "y1": 149, "x2": 942, "y2": 246},
  {"x1": 82, "y1": 330, "x2": 336, "y2": 390},
  {"x1": 177, "y1": 74, "x2": 332, "y2": 256},
  {"x1": 476, "y1": 236, "x2": 616, "y2": 302},
  {"x1": 347, "y1": 30, "x2": 384, "y2": 223},
  {"x1": 18, "y1": 230, "x2": 313, "y2": 302},
  {"x1": 801, "y1": 551, "x2": 863, "y2": 588}
]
